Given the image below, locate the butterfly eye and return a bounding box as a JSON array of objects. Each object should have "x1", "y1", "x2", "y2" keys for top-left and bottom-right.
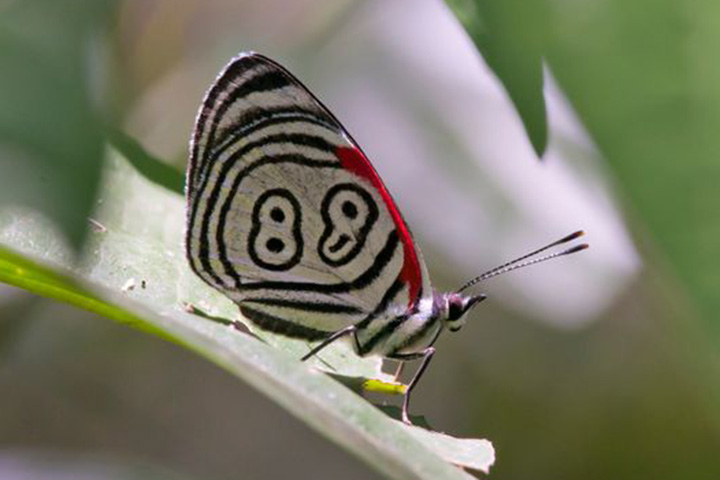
[
  {"x1": 448, "y1": 301, "x2": 460, "y2": 320},
  {"x1": 248, "y1": 188, "x2": 303, "y2": 271},
  {"x1": 318, "y1": 183, "x2": 379, "y2": 267}
]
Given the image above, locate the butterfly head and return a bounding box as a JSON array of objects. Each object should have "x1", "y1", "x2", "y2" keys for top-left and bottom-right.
[{"x1": 440, "y1": 293, "x2": 487, "y2": 333}]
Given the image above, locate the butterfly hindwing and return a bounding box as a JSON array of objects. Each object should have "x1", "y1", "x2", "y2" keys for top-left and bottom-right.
[{"x1": 186, "y1": 52, "x2": 431, "y2": 339}]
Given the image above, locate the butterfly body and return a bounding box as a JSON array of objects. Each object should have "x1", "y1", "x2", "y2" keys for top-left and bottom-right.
[{"x1": 185, "y1": 52, "x2": 512, "y2": 423}]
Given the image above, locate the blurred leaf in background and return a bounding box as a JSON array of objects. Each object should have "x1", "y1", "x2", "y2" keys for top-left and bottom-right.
[
  {"x1": 0, "y1": 0, "x2": 117, "y2": 249},
  {"x1": 441, "y1": 0, "x2": 720, "y2": 478},
  {"x1": 446, "y1": 0, "x2": 547, "y2": 157},
  {"x1": 445, "y1": 0, "x2": 720, "y2": 335}
]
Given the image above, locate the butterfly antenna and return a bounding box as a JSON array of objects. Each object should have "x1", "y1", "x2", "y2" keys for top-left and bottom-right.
[{"x1": 456, "y1": 231, "x2": 588, "y2": 293}]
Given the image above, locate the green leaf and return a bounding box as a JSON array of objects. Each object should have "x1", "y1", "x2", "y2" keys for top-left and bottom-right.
[
  {"x1": 0, "y1": 148, "x2": 494, "y2": 478},
  {"x1": 445, "y1": 0, "x2": 547, "y2": 157},
  {"x1": 0, "y1": 0, "x2": 118, "y2": 249},
  {"x1": 538, "y1": 0, "x2": 720, "y2": 333},
  {"x1": 445, "y1": 0, "x2": 720, "y2": 337}
]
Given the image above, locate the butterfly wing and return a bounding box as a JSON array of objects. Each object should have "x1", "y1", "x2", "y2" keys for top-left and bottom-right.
[{"x1": 186, "y1": 52, "x2": 431, "y2": 340}]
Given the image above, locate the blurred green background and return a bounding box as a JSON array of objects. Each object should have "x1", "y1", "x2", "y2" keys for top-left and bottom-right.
[{"x1": 1, "y1": 0, "x2": 720, "y2": 479}]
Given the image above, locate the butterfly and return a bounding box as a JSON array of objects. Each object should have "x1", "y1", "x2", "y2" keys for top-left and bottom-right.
[{"x1": 185, "y1": 52, "x2": 588, "y2": 424}]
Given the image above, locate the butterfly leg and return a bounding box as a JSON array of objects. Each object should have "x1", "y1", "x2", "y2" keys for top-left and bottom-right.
[
  {"x1": 388, "y1": 347, "x2": 436, "y2": 424},
  {"x1": 392, "y1": 361, "x2": 405, "y2": 382},
  {"x1": 301, "y1": 325, "x2": 360, "y2": 361}
]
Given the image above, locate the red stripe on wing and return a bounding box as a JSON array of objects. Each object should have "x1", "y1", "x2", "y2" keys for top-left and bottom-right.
[{"x1": 336, "y1": 146, "x2": 421, "y2": 308}]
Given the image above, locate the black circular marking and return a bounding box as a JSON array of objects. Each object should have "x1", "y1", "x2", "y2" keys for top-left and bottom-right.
[
  {"x1": 248, "y1": 188, "x2": 303, "y2": 271},
  {"x1": 318, "y1": 183, "x2": 378, "y2": 267},
  {"x1": 270, "y1": 207, "x2": 285, "y2": 223},
  {"x1": 266, "y1": 237, "x2": 285, "y2": 253},
  {"x1": 342, "y1": 200, "x2": 358, "y2": 219}
]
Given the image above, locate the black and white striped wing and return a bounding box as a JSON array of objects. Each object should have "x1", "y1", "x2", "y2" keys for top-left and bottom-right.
[{"x1": 186, "y1": 52, "x2": 431, "y2": 340}]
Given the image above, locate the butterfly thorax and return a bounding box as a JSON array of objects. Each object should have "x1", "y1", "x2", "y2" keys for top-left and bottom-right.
[{"x1": 354, "y1": 291, "x2": 486, "y2": 357}]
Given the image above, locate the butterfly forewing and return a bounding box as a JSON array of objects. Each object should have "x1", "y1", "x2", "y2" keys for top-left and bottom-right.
[{"x1": 186, "y1": 52, "x2": 431, "y2": 340}]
